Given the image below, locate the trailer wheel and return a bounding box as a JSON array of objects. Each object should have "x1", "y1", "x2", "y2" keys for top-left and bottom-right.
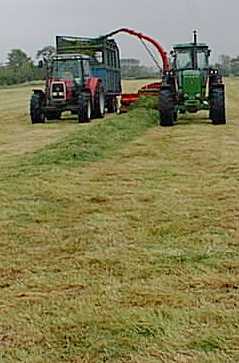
[
  {"x1": 30, "y1": 94, "x2": 45, "y2": 124},
  {"x1": 107, "y1": 96, "x2": 117, "y2": 113},
  {"x1": 78, "y1": 96, "x2": 92, "y2": 123},
  {"x1": 159, "y1": 88, "x2": 175, "y2": 127},
  {"x1": 46, "y1": 111, "x2": 61, "y2": 121},
  {"x1": 209, "y1": 87, "x2": 226, "y2": 125},
  {"x1": 94, "y1": 86, "x2": 105, "y2": 118}
]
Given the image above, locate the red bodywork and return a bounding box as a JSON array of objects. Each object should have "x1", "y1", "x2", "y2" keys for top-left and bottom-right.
[
  {"x1": 46, "y1": 77, "x2": 101, "y2": 106},
  {"x1": 86, "y1": 78, "x2": 102, "y2": 101},
  {"x1": 140, "y1": 82, "x2": 162, "y2": 91},
  {"x1": 120, "y1": 81, "x2": 162, "y2": 112},
  {"x1": 46, "y1": 78, "x2": 74, "y2": 101}
]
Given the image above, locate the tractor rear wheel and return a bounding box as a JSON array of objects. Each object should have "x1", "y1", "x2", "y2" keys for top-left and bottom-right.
[
  {"x1": 94, "y1": 86, "x2": 105, "y2": 118},
  {"x1": 159, "y1": 88, "x2": 175, "y2": 127},
  {"x1": 209, "y1": 87, "x2": 226, "y2": 125},
  {"x1": 30, "y1": 94, "x2": 45, "y2": 124},
  {"x1": 78, "y1": 96, "x2": 92, "y2": 123}
]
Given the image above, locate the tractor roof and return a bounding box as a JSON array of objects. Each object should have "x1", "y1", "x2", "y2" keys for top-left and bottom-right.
[{"x1": 173, "y1": 42, "x2": 209, "y2": 50}]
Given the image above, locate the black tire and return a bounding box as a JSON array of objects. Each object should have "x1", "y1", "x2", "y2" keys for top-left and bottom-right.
[
  {"x1": 209, "y1": 87, "x2": 226, "y2": 125},
  {"x1": 159, "y1": 88, "x2": 175, "y2": 127},
  {"x1": 93, "y1": 85, "x2": 105, "y2": 118},
  {"x1": 78, "y1": 96, "x2": 92, "y2": 123},
  {"x1": 30, "y1": 94, "x2": 45, "y2": 124},
  {"x1": 107, "y1": 96, "x2": 117, "y2": 113},
  {"x1": 46, "y1": 111, "x2": 61, "y2": 121}
]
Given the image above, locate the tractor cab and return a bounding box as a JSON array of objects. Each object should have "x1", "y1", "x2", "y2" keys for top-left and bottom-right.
[
  {"x1": 170, "y1": 32, "x2": 211, "y2": 113},
  {"x1": 171, "y1": 30, "x2": 210, "y2": 71},
  {"x1": 47, "y1": 54, "x2": 91, "y2": 104},
  {"x1": 172, "y1": 44, "x2": 210, "y2": 72},
  {"x1": 51, "y1": 55, "x2": 90, "y2": 83}
]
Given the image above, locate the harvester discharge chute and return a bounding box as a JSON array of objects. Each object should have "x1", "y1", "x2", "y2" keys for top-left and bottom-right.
[{"x1": 101, "y1": 28, "x2": 170, "y2": 112}]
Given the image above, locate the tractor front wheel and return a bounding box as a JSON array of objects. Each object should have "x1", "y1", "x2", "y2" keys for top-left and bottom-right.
[
  {"x1": 159, "y1": 88, "x2": 175, "y2": 127},
  {"x1": 209, "y1": 87, "x2": 226, "y2": 125},
  {"x1": 30, "y1": 94, "x2": 45, "y2": 124}
]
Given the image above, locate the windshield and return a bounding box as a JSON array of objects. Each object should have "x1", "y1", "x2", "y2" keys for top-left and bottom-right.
[
  {"x1": 197, "y1": 50, "x2": 208, "y2": 69},
  {"x1": 52, "y1": 59, "x2": 82, "y2": 82},
  {"x1": 176, "y1": 51, "x2": 192, "y2": 69}
]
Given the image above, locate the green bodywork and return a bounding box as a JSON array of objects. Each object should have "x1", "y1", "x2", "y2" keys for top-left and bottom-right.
[{"x1": 172, "y1": 42, "x2": 210, "y2": 113}]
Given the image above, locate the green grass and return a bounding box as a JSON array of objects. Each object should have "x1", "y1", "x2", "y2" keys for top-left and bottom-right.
[
  {"x1": 21, "y1": 107, "x2": 157, "y2": 170},
  {"x1": 0, "y1": 79, "x2": 239, "y2": 362}
]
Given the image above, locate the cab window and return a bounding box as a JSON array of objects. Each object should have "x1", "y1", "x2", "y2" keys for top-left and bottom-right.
[
  {"x1": 197, "y1": 50, "x2": 207, "y2": 69},
  {"x1": 176, "y1": 51, "x2": 192, "y2": 69}
]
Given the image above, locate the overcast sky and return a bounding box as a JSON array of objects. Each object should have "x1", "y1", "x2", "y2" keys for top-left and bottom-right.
[{"x1": 1, "y1": 0, "x2": 238, "y2": 64}]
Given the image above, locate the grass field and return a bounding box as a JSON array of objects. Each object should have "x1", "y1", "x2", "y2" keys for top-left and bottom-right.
[{"x1": 0, "y1": 78, "x2": 239, "y2": 363}]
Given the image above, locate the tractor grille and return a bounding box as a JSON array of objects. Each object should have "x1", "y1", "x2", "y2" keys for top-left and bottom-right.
[
  {"x1": 182, "y1": 70, "x2": 201, "y2": 97},
  {"x1": 51, "y1": 82, "x2": 66, "y2": 100}
]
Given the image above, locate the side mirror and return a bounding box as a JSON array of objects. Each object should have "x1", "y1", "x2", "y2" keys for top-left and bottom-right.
[{"x1": 38, "y1": 60, "x2": 44, "y2": 68}]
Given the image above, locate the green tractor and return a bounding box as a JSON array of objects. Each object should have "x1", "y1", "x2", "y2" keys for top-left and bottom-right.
[{"x1": 159, "y1": 31, "x2": 226, "y2": 126}]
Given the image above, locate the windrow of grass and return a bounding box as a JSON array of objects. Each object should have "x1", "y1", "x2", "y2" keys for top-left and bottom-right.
[
  {"x1": 0, "y1": 105, "x2": 161, "y2": 363},
  {"x1": 6, "y1": 107, "x2": 157, "y2": 176}
]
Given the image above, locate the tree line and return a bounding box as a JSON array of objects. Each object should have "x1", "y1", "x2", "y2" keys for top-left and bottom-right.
[
  {"x1": 0, "y1": 46, "x2": 55, "y2": 86},
  {"x1": 0, "y1": 47, "x2": 238, "y2": 86},
  {"x1": 214, "y1": 55, "x2": 239, "y2": 77}
]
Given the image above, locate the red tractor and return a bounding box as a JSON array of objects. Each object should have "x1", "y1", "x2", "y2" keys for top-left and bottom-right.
[{"x1": 30, "y1": 36, "x2": 121, "y2": 123}]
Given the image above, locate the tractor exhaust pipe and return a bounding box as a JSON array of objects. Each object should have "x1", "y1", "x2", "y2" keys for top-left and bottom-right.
[{"x1": 193, "y1": 30, "x2": 198, "y2": 45}]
